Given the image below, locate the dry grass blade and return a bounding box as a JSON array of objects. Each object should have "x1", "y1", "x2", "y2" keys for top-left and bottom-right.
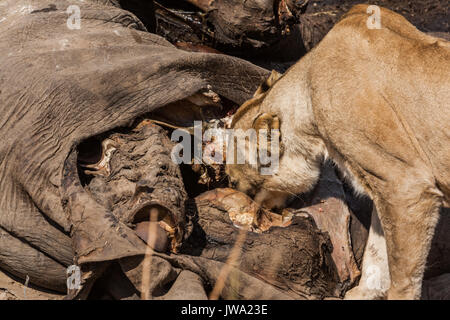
[
  {"x1": 140, "y1": 207, "x2": 160, "y2": 300},
  {"x1": 209, "y1": 228, "x2": 248, "y2": 300}
]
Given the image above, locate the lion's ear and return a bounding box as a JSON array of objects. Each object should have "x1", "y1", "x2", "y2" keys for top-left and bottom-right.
[
  {"x1": 253, "y1": 70, "x2": 282, "y2": 97},
  {"x1": 252, "y1": 113, "x2": 280, "y2": 131},
  {"x1": 252, "y1": 113, "x2": 283, "y2": 159}
]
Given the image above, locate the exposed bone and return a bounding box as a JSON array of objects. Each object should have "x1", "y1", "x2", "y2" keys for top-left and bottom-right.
[
  {"x1": 81, "y1": 139, "x2": 118, "y2": 177},
  {"x1": 195, "y1": 188, "x2": 291, "y2": 232}
]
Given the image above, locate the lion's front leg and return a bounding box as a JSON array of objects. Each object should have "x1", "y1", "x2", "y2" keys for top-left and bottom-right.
[
  {"x1": 345, "y1": 206, "x2": 390, "y2": 300},
  {"x1": 375, "y1": 170, "x2": 443, "y2": 300}
]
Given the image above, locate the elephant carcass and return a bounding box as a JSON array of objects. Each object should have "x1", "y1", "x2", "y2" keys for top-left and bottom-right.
[
  {"x1": 116, "y1": 188, "x2": 341, "y2": 300},
  {"x1": 81, "y1": 129, "x2": 341, "y2": 299},
  {"x1": 0, "y1": 0, "x2": 268, "y2": 295}
]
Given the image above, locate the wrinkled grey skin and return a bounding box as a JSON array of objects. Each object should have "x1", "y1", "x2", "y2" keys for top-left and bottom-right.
[{"x1": 0, "y1": 0, "x2": 268, "y2": 294}]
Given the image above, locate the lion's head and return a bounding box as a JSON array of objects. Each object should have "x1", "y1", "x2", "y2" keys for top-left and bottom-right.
[{"x1": 225, "y1": 70, "x2": 325, "y2": 209}]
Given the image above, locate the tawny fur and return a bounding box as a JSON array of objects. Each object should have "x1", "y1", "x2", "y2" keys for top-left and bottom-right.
[{"x1": 226, "y1": 5, "x2": 450, "y2": 299}]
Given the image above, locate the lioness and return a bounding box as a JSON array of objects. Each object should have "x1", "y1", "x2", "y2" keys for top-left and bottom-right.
[{"x1": 226, "y1": 4, "x2": 450, "y2": 299}]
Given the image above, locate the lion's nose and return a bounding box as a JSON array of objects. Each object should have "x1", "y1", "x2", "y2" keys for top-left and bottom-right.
[{"x1": 230, "y1": 179, "x2": 238, "y2": 189}]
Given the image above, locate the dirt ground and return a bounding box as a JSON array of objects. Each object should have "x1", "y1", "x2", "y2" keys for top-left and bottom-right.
[{"x1": 0, "y1": 269, "x2": 63, "y2": 300}]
